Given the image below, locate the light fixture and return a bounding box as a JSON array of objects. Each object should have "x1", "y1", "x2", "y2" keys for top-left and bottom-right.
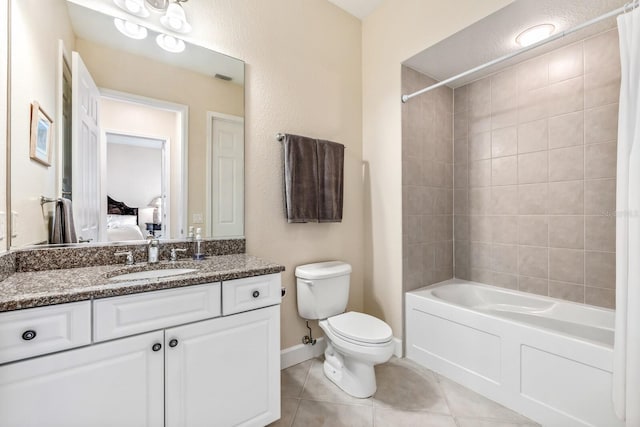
[
  {"x1": 516, "y1": 24, "x2": 556, "y2": 47},
  {"x1": 113, "y1": 0, "x2": 150, "y2": 18},
  {"x1": 156, "y1": 34, "x2": 186, "y2": 53},
  {"x1": 160, "y1": 1, "x2": 192, "y2": 34},
  {"x1": 114, "y1": 18, "x2": 148, "y2": 39},
  {"x1": 148, "y1": 197, "x2": 162, "y2": 224}
]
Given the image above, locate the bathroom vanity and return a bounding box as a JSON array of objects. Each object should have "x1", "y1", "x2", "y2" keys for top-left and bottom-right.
[{"x1": 0, "y1": 252, "x2": 284, "y2": 427}]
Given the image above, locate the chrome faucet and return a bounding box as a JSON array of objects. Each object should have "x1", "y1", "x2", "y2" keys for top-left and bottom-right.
[
  {"x1": 170, "y1": 248, "x2": 187, "y2": 262},
  {"x1": 114, "y1": 251, "x2": 134, "y2": 266}
]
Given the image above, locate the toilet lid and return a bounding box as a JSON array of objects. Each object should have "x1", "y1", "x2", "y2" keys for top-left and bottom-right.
[{"x1": 327, "y1": 312, "x2": 393, "y2": 344}]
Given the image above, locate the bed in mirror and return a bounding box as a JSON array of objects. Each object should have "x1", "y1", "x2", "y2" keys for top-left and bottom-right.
[{"x1": 9, "y1": 0, "x2": 245, "y2": 248}]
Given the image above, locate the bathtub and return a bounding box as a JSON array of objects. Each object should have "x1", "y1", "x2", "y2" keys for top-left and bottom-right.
[{"x1": 406, "y1": 279, "x2": 623, "y2": 427}]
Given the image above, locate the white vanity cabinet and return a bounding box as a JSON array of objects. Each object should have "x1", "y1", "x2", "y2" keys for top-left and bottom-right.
[{"x1": 0, "y1": 273, "x2": 282, "y2": 427}]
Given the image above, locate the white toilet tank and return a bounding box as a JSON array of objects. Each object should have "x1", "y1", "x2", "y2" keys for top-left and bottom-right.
[{"x1": 295, "y1": 261, "x2": 352, "y2": 320}]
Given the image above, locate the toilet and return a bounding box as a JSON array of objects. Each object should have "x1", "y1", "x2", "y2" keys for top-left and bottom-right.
[{"x1": 295, "y1": 261, "x2": 394, "y2": 398}]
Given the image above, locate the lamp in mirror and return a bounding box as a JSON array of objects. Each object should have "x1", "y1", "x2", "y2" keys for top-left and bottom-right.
[
  {"x1": 148, "y1": 196, "x2": 162, "y2": 224},
  {"x1": 113, "y1": 0, "x2": 150, "y2": 17}
]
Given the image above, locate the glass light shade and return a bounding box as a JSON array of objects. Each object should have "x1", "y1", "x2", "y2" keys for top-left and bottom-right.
[
  {"x1": 516, "y1": 24, "x2": 556, "y2": 47},
  {"x1": 113, "y1": 0, "x2": 150, "y2": 18},
  {"x1": 114, "y1": 18, "x2": 148, "y2": 40},
  {"x1": 159, "y1": 2, "x2": 192, "y2": 34},
  {"x1": 156, "y1": 34, "x2": 186, "y2": 53}
]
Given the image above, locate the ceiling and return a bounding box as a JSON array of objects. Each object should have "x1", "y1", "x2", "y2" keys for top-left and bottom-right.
[
  {"x1": 327, "y1": 0, "x2": 384, "y2": 20},
  {"x1": 404, "y1": 0, "x2": 627, "y2": 88}
]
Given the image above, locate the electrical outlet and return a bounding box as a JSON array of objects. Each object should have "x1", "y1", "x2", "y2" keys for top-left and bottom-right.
[
  {"x1": 192, "y1": 213, "x2": 203, "y2": 224},
  {"x1": 11, "y1": 211, "x2": 17, "y2": 238}
]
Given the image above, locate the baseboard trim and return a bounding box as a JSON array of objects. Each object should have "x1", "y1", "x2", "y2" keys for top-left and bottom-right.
[
  {"x1": 280, "y1": 336, "x2": 404, "y2": 369},
  {"x1": 280, "y1": 337, "x2": 326, "y2": 369}
]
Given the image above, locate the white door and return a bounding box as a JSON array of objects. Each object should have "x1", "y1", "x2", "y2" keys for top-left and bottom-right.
[
  {"x1": 0, "y1": 331, "x2": 164, "y2": 427},
  {"x1": 165, "y1": 305, "x2": 280, "y2": 427},
  {"x1": 72, "y1": 52, "x2": 101, "y2": 243},
  {"x1": 209, "y1": 116, "x2": 244, "y2": 237}
]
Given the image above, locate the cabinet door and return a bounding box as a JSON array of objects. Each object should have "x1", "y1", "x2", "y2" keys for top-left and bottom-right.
[
  {"x1": 0, "y1": 331, "x2": 164, "y2": 427},
  {"x1": 166, "y1": 305, "x2": 280, "y2": 427}
]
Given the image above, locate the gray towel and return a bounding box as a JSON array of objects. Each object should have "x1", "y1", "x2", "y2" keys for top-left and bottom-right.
[
  {"x1": 50, "y1": 198, "x2": 78, "y2": 244},
  {"x1": 284, "y1": 134, "x2": 319, "y2": 223},
  {"x1": 283, "y1": 134, "x2": 345, "y2": 223},
  {"x1": 317, "y1": 139, "x2": 344, "y2": 222}
]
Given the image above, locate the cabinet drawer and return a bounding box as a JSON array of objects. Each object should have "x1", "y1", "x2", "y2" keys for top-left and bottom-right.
[
  {"x1": 93, "y1": 283, "x2": 221, "y2": 342},
  {"x1": 0, "y1": 301, "x2": 91, "y2": 364},
  {"x1": 222, "y1": 273, "x2": 281, "y2": 315}
]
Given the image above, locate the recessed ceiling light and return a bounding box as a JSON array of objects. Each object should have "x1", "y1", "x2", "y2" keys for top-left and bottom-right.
[
  {"x1": 516, "y1": 24, "x2": 556, "y2": 47},
  {"x1": 156, "y1": 34, "x2": 186, "y2": 53},
  {"x1": 114, "y1": 18, "x2": 148, "y2": 40},
  {"x1": 113, "y1": 0, "x2": 150, "y2": 18}
]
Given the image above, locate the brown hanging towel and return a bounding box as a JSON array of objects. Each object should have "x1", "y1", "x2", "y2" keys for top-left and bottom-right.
[
  {"x1": 283, "y1": 134, "x2": 319, "y2": 223},
  {"x1": 316, "y1": 139, "x2": 344, "y2": 222}
]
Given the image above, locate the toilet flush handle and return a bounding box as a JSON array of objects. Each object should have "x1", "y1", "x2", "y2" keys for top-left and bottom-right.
[{"x1": 301, "y1": 280, "x2": 314, "y2": 286}]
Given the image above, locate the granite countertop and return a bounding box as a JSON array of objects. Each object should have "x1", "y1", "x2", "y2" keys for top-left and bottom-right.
[{"x1": 0, "y1": 254, "x2": 285, "y2": 312}]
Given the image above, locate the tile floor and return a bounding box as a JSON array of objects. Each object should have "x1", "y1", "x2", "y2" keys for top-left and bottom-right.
[{"x1": 270, "y1": 357, "x2": 539, "y2": 427}]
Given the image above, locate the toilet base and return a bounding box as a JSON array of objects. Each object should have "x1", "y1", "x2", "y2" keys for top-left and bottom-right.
[{"x1": 323, "y1": 342, "x2": 377, "y2": 398}]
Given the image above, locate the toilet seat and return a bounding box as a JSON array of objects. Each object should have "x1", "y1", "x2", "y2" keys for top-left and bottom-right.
[{"x1": 327, "y1": 311, "x2": 392, "y2": 345}]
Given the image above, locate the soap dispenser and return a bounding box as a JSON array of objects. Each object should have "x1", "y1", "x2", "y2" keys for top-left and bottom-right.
[
  {"x1": 148, "y1": 237, "x2": 160, "y2": 264},
  {"x1": 192, "y1": 228, "x2": 205, "y2": 260}
]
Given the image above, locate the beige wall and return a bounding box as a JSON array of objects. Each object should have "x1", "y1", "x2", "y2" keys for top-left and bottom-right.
[
  {"x1": 10, "y1": 0, "x2": 75, "y2": 246},
  {"x1": 362, "y1": 0, "x2": 514, "y2": 338},
  {"x1": 402, "y1": 66, "x2": 454, "y2": 293},
  {"x1": 76, "y1": 38, "x2": 242, "y2": 237},
  {"x1": 0, "y1": 1, "x2": 7, "y2": 251},
  {"x1": 453, "y1": 29, "x2": 620, "y2": 309}
]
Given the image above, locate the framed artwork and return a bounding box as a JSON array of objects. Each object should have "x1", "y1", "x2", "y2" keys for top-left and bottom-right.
[{"x1": 29, "y1": 101, "x2": 54, "y2": 166}]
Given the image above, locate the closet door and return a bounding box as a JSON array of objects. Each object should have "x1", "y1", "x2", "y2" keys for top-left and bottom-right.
[{"x1": 0, "y1": 331, "x2": 164, "y2": 427}]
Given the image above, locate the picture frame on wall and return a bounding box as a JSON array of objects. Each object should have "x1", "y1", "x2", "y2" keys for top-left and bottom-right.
[{"x1": 29, "y1": 101, "x2": 53, "y2": 166}]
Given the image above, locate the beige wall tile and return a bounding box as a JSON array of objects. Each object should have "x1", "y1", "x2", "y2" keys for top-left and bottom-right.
[
  {"x1": 518, "y1": 119, "x2": 548, "y2": 154},
  {"x1": 435, "y1": 240, "x2": 454, "y2": 270},
  {"x1": 548, "y1": 42, "x2": 584, "y2": 84},
  {"x1": 491, "y1": 271, "x2": 519, "y2": 289},
  {"x1": 584, "y1": 29, "x2": 620, "y2": 74},
  {"x1": 585, "y1": 215, "x2": 616, "y2": 252},
  {"x1": 491, "y1": 215, "x2": 518, "y2": 244},
  {"x1": 519, "y1": 276, "x2": 548, "y2": 296},
  {"x1": 518, "y1": 151, "x2": 548, "y2": 184},
  {"x1": 469, "y1": 132, "x2": 491, "y2": 161},
  {"x1": 548, "y1": 181, "x2": 584, "y2": 214},
  {"x1": 548, "y1": 216, "x2": 584, "y2": 249},
  {"x1": 585, "y1": 179, "x2": 616, "y2": 216},
  {"x1": 585, "y1": 142, "x2": 617, "y2": 179},
  {"x1": 454, "y1": 137, "x2": 468, "y2": 164},
  {"x1": 517, "y1": 56, "x2": 548, "y2": 92},
  {"x1": 469, "y1": 188, "x2": 491, "y2": 214},
  {"x1": 491, "y1": 244, "x2": 518, "y2": 273},
  {"x1": 519, "y1": 216, "x2": 549, "y2": 247},
  {"x1": 454, "y1": 85, "x2": 469, "y2": 114},
  {"x1": 585, "y1": 286, "x2": 615, "y2": 309},
  {"x1": 549, "y1": 280, "x2": 585, "y2": 303},
  {"x1": 548, "y1": 76, "x2": 584, "y2": 117},
  {"x1": 585, "y1": 103, "x2": 618, "y2": 144},
  {"x1": 548, "y1": 146, "x2": 584, "y2": 182},
  {"x1": 549, "y1": 248, "x2": 584, "y2": 284},
  {"x1": 585, "y1": 67, "x2": 621, "y2": 109},
  {"x1": 518, "y1": 86, "x2": 549, "y2": 124},
  {"x1": 404, "y1": 157, "x2": 423, "y2": 186},
  {"x1": 492, "y1": 156, "x2": 518, "y2": 186},
  {"x1": 470, "y1": 242, "x2": 491, "y2": 269},
  {"x1": 405, "y1": 215, "x2": 423, "y2": 244},
  {"x1": 469, "y1": 160, "x2": 491, "y2": 187},
  {"x1": 518, "y1": 183, "x2": 548, "y2": 214},
  {"x1": 470, "y1": 215, "x2": 492, "y2": 243},
  {"x1": 491, "y1": 69, "x2": 518, "y2": 129},
  {"x1": 470, "y1": 268, "x2": 492, "y2": 284},
  {"x1": 549, "y1": 111, "x2": 584, "y2": 149},
  {"x1": 454, "y1": 215, "x2": 469, "y2": 241},
  {"x1": 433, "y1": 215, "x2": 453, "y2": 242},
  {"x1": 454, "y1": 163, "x2": 468, "y2": 189},
  {"x1": 492, "y1": 127, "x2": 517, "y2": 158},
  {"x1": 455, "y1": 240, "x2": 470, "y2": 279},
  {"x1": 454, "y1": 111, "x2": 469, "y2": 140},
  {"x1": 585, "y1": 251, "x2": 616, "y2": 289},
  {"x1": 491, "y1": 185, "x2": 519, "y2": 215},
  {"x1": 518, "y1": 246, "x2": 548, "y2": 278},
  {"x1": 454, "y1": 189, "x2": 468, "y2": 215}
]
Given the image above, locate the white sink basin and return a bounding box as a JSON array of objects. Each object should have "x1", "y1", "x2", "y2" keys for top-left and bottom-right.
[{"x1": 109, "y1": 268, "x2": 198, "y2": 281}]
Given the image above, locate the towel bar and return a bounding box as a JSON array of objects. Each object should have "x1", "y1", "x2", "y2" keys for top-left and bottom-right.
[
  {"x1": 276, "y1": 133, "x2": 346, "y2": 149},
  {"x1": 40, "y1": 196, "x2": 57, "y2": 206}
]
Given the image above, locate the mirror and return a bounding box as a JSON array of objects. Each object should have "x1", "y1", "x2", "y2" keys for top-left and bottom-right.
[{"x1": 9, "y1": 0, "x2": 245, "y2": 248}]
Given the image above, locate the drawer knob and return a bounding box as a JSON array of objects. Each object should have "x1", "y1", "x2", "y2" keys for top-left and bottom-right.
[
  {"x1": 252, "y1": 290, "x2": 260, "y2": 298},
  {"x1": 152, "y1": 343, "x2": 162, "y2": 352},
  {"x1": 169, "y1": 339, "x2": 179, "y2": 348},
  {"x1": 22, "y1": 330, "x2": 37, "y2": 341}
]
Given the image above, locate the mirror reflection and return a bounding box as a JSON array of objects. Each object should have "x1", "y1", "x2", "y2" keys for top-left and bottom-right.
[{"x1": 10, "y1": 0, "x2": 245, "y2": 248}]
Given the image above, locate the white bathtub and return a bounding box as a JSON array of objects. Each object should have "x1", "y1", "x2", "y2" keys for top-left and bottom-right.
[{"x1": 406, "y1": 279, "x2": 623, "y2": 427}]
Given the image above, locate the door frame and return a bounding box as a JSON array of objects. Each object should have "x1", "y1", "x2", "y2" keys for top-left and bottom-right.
[
  {"x1": 205, "y1": 112, "x2": 244, "y2": 237},
  {"x1": 100, "y1": 89, "x2": 188, "y2": 239}
]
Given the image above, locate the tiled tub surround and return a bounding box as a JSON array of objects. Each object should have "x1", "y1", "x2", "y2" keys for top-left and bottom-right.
[
  {"x1": 0, "y1": 253, "x2": 283, "y2": 312},
  {"x1": 402, "y1": 66, "x2": 454, "y2": 293},
  {"x1": 453, "y1": 29, "x2": 620, "y2": 308}
]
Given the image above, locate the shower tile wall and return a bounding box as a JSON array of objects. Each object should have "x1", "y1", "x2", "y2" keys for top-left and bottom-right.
[
  {"x1": 402, "y1": 66, "x2": 454, "y2": 292},
  {"x1": 453, "y1": 29, "x2": 620, "y2": 308}
]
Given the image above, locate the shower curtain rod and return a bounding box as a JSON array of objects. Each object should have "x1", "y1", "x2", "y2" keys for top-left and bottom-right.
[{"x1": 401, "y1": 0, "x2": 639, "y2": 103}]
